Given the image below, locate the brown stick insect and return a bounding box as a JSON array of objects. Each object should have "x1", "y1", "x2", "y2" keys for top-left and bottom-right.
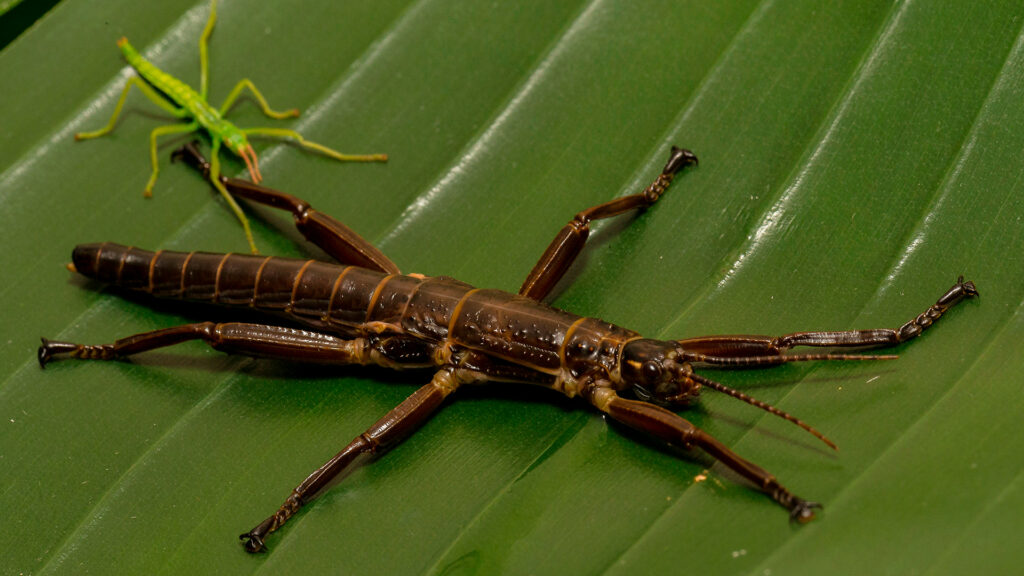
[{"x1": 39, "y1": 142, "x2": 978, "y2": 552}]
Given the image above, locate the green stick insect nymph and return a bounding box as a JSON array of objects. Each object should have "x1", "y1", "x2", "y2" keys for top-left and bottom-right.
[{"x1": 76, "y1": 0, "x2": 386, "y2": 253}]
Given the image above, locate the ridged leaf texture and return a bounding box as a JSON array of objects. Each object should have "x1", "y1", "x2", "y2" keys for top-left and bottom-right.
[{"x1": 1, "y1": 1, "x2": 1021, "y2": 574}]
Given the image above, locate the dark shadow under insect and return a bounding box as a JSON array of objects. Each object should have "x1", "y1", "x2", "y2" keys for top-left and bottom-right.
[{"x1": 39, "y1": 142, "x2": 978, "y2": 553}]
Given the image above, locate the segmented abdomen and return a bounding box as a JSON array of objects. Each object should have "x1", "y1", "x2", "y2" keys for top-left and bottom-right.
[
  {"x1": 71, "y1": 243, "x2": 638, "y2": 375},
  {"x1": 118, "y1": 37, "x2": 219, "y2": 126},
  {"x1": 72, "y1": 243, "x2": 397, "y2": 333}
]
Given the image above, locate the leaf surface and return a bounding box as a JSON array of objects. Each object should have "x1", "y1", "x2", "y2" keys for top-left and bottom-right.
[{"x1": 1, "y1": 1, "x2": 1021, "y2": 574}]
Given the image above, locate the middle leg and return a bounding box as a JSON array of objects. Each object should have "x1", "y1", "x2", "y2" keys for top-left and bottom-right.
[
  {"x1": 518, "y1": 147, "x2": 697, "y2": 301},
  {"x1": 219, "y1": 79, "x2": 300, "y2": 119},
  {"x1": 239, "y1": 365, "x2": 480, "y2": 552},
  {"x1": 144, "y1": 122, "x2": 199, "y2": 197}
]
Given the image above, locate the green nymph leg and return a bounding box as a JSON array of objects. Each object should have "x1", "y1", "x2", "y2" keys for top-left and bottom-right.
[
  {"x1": 145, "y1": 122, "x2": 199, "y2": 197},
  {"x1": 209, "y1": 138, "x2": 260, "y2": 254},
  {"x1": 219, "y1": 79, "x2": 300, "y2": 120},
  {"x1": 242, "y1": 127, "x2": 388, "y2": 163},
  {"x1": 199, "y1": 0, "x2": 218, "y2": 99},
  {"x1": 199, "y1": 1, "x2": 296, "y2": 120},
  {"x1": 75, "y1": 77, "x2": 187, "y2": 141}
]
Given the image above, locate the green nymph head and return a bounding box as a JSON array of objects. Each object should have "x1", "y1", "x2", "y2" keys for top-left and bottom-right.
[{"x1": 222, "y1": 126, "x2": 262, "y2": 182}]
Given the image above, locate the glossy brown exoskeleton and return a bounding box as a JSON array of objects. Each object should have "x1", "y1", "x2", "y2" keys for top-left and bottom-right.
[{"x1": 39, "y1": 143, "x2": 978, "y2": 552}]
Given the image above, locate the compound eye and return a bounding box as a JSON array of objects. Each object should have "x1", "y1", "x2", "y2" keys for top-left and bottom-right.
[{"x1": 643, "y1": 361, "x2": 662, "y2": 384}]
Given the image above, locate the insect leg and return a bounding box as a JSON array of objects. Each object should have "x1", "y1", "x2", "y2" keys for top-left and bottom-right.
[
  {"x1": 172, "y1": 141, "x2": 400, "y2": 272},
  {"x1": 74, "y1": 77, "x2": 187, "y2": 141},
  {"x1": 38, "y1": 322, "x2": 376, "y2": 367},
  {"x1": 518, "y1": 147, "x2": 697, "y2": 301},
  {"x1": 206, "y1": 138, "x2": 261, "y2": 254},
  {"x1": 218, "y1": 79, "x2": 300, "y2": 119},
  {"x1": 144, "y1": 122, "x2": 199, "y2": 197},
  {"x1": 241, "y1": 127, "x2": 388, "y2": 163},
  {"x1": 199, "y1": 0, "x2": 217, "y2": 100},
  {"x1": 678, "y1": 277, "x2": 978, "y2": 365},
  {"x1": 588, "y1": 386, "x2": 820, "y2": 522},
  {"x1": 239, "y1": 366, "x2": 476, "y2": 553}
]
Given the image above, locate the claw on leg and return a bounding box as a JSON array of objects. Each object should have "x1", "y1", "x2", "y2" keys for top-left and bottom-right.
[
  {"x1": 38, "y1": 338, "x2": 74, "y2": 368},
  {"x1": 788, "y1": 499, "x2": 822, "y2": 524},
  {"x1": 239, "y1": 516, "x2": 276, "y2": 553},
  {"x1": 37, "y1": 337, "x2": 113, "y2": 367},
  {"x1": 239, "y1": 533, "x2": 266, "y2": 554}
]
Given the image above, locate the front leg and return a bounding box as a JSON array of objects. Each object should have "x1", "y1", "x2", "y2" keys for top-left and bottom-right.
[{"x1": 677, "y1": 277, "x2": 978, "y2": 365}]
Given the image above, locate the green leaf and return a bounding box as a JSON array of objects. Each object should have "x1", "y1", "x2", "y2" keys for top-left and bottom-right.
[{"x1": 1, "y1": 1, "x2": 1021, "y2": 574}]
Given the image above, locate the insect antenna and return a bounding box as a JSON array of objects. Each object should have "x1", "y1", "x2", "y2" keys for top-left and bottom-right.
[
  {"x1": 240, "y1": 144, "x2": 263, "y2": 183},
  {"x1": 246, "y1": 144, "x2": 263, "y2": 182},
  {"x1": 689, "y1": 373, "x2": 838, "y2": 451}
]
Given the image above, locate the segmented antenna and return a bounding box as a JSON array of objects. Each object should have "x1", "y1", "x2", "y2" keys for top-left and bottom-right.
[{"x1": 689, "y1": 373, "x2": 838, "y2": 451}]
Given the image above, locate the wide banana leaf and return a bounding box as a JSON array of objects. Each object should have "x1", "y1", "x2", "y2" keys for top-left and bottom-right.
[{"x1": 1, "y1": 1, "x2": 1021, "y2": 574}]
